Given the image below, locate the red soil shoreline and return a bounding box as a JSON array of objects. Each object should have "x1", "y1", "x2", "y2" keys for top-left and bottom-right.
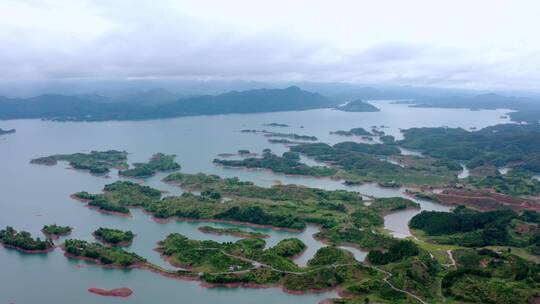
[
  {"x1": 64, "y1": 247, "x2": 344, "y2": 301},
  {"x1": 88, "y1": 287, "x2": 133, "y2": 297},
  {"x1": 1, "y1": 243, "x2": 55, "y2": 254}
]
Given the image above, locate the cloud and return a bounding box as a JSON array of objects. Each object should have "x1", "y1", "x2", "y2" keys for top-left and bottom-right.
[{"x1": 1, "y1": 0, "x2": 540, "y2": 91}]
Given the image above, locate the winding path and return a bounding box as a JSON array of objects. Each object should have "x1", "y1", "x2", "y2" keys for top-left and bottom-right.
[
  {"x1": 198, "y1": 247, "x2": 428, "y2": 304},
  {"x1": 443, "y1": 249, "x2": 456, "y2": 268},
  {"x1": 370, "y1": 265, "x2": 427, "y2": 304}
]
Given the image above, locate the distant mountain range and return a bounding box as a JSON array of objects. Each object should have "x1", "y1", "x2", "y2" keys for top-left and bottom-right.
[
  {"x1": 403, "y1": 93, "x2": 540, "y2": 124},
  {"x1": 0, "y1": 86, "x2": 338, "y2": 121},
  {"x1": 1, "y1": 87, "x2": 539, "y2": 123}
]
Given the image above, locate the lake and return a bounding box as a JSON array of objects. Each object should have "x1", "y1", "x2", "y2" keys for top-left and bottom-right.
[{"x1": 0, "y1": 101, "x2": 510, "y2": 303}]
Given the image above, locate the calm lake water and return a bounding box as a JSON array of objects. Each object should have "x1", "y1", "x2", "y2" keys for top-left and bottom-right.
[{"x1": 0, "y1": 101, "x2": 510, "y2": 303}]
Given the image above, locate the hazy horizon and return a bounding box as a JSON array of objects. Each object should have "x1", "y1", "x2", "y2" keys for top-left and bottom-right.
[{"x1": 2, "y1": 0, "x2": 540, "y2": 96}]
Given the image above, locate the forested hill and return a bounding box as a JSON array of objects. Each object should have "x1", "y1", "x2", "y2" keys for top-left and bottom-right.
[{"x1": 0, "y1": 86, "x2": 337, "y2": 121}]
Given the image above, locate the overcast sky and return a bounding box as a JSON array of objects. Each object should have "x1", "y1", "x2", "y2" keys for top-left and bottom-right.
[{"x1": 1, "y1": 0, "x2": 540, "y2": 91}]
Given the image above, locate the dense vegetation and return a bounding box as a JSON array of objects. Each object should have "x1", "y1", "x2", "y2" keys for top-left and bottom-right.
[
  {"x1": 466, "y1": 169, "x2": 540, "y2": 196},
  {"x1": 241, "y1": 130, "x2": 317, "y2": 141},
  {"x1": 63, "y1": 239, "x2": 144, "y2": 267},
  {"x1": 72, "y1": 180, "x2": 162, "y2": 214},
  {"x1": 214, "y1": 150, "x2": 336, "y2": 177},
  {"x1": 399, "y1": 124, "x2": 540, "y2": 174},
  {"x1": 159, "y1": 233, "x2": 377, "y2": 293},
  {"x1": 94, "y1": 228, "x2": 135, "y2": 246},
  {"x1": 441, "y1": 249, "x2": 540, "y2": 303},
  {"x1": 198, "y1": 226, "x2": 269, "y2": 238},
  {"x1": 289, "y1": 142, "x2": 456, "y2": 185},
  {"x1": 0, "y1": 86, "x2": 337, "y2": 121},
  {"x1": 335, "y1": 99, "x2": 380, "y2": 112},
  {"x1": 0, "y1": 226, "x2": 54, "y2": 252},
  {"x1": 367, "y1": 240, "x2": 419, "y2": 265},
  {"x1": 42, "y1": 224, "x2": 72, "y2": 238},
  {"x1": 64, "y1": 168, "x2": 540, "y2": 302},
  {"x1": 119, "y1": 153, "x2": 180, "y2": 177},
  {"x1": 331, "y1": 127, "x2": 373, "y2": 137},
  {"x1": 31, "y1": 150, "x2": 128, "y2": 174},
  {"x1": 410, "y1": 207, "x2": 540, "y2": 253},
  {"x1": 157, "y1": 233, "x2": 262, "y2": 272}
]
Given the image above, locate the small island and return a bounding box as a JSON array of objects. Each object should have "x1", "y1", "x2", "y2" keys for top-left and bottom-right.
[
  {"x1": 241, "y1": 129, "x2": 317, "y2": 141},
  {"x1": 63, "y1": 239, "x2": 145, "y2": 267},
  {"x1": 331, "y1": 127, "x2": 373, "y2": 137},
  {"x1": 198, "y1": 226, "x2": 270, "y2": 239},
  {"x1": 41, "y1": 224, "x2": 73, "y2": 239},
  {"x1": 262, "y1": 131, "x2": 317, "y2": 141},
  {"x1": 30, "y1": 150, "x2": 128, "y2": 174},
  {"x1": 72, "y1": 181, "x2": 162, "y2": 215},
  {"x1": 267, "y1": 138, "x2": 297, "y2": 144},
  {"x1": 0, "y1": 128, "x2": 16, "y2": 135},
  {"x1": 214, "y1": 150, "x2": 336, "y2": 177},
  {"x1": 335, "y1": 99, "x2": 380, "y2": 112},
  {"x1": 94, "y1": 227, "x2": 135, "y2": 246},
  {"x1": 0, "y1": 226, "x2": 54, "y2": 253},
  {"x1": 264, "y1": 123, "x2": 289, "y2": 127},
  {"x1": 88, "y1": 287, "x2": 133, "y2": 298},
  {"x1": 119, "y1": 153, "x2": 180, "y2": 178}
]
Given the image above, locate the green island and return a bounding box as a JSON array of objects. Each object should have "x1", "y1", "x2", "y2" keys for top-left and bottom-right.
[
  {"x1": 65, "y1": 170, "x2": 540, "y2": 302},
  {"x1": 0, "y1": 226, "x2": 54, "y2": 253},
  {"x1": 156, "y1": 233, "x2": 383, "y2": 294},
  {"x1": 198, "y1": 226, "x2": 270, "y2": 239},
  {"x1": 0, "y1": 128, "x2": 16, "y2": 135},
  {"x1": 214, "y1": 150, "x2": 337, "y2": 177},
  {"x1": 267, "y1": 138, "x2": 297, "y2": 144},
  {"x1": 72, "y1": 181, "x2": 162, "y2": 215},
  {"x1": 62, "y1": 239, "x2": 145, "y2": 267},
  {"x1": 288, "y1": 142, "x2": 458, "y2": 186},
  {"x1": 335, "y1": 100, "x2": 380, "y2": 112},
  {"x1": 331, "y1": 128, "x2": 373, "y2": 137},
  {"x1": 41, "y1": 224, "x2": 72, "y2": 239},
  {"x1": 228, "y1": 125, "x2": 540, "y2": 212},
  {"x1": 264, "y1": 123, "x2": 289, "y2": 127},
  {"x1": 241, "y1": 129, "x2": 318, "y2": 141},
  {"x1": 119, "y1": 153, "x2": 181, "y2": 177},
  {"x1": 30, "y1": 150, "x2": 128, "y2": 174},
  {"x1": 93, "y1": 227, "x2": 135, "y2": 246}
]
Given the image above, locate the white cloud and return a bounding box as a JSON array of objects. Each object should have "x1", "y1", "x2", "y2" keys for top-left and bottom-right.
[{"x1": 1, "y1": 0, "x2": 540, "y2": 91}]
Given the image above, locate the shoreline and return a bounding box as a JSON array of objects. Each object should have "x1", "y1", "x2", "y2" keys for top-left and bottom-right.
[
  {"x1": 93, "y1": 233, "x2": 134, "y2": 247},
  {"x1": 41, "y1": 231, "x2": 71, "y2": 240},
  {"x1": 1, "y1": 243, "x2": 55, "y2": 254},
  {"x1": 69, "y1": 194, "x2": 133, "y2": 217},
  {"x1": 149, "y1": 211, "x2": 305, "y2": 233},
  {"x1": 197, "y1": 226, "x2": 270, "y2": 239},
  {"x1": 88, "y1": 287, "x2": 133, "y2": 298},
  {"x1": 63, "y1": 252, "x2": 143, "y2": 270}
]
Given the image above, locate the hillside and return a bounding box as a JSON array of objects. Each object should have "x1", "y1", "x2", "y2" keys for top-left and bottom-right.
[{"x1": 0, "y1": 86, "x2": 336, "y2": 121}]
